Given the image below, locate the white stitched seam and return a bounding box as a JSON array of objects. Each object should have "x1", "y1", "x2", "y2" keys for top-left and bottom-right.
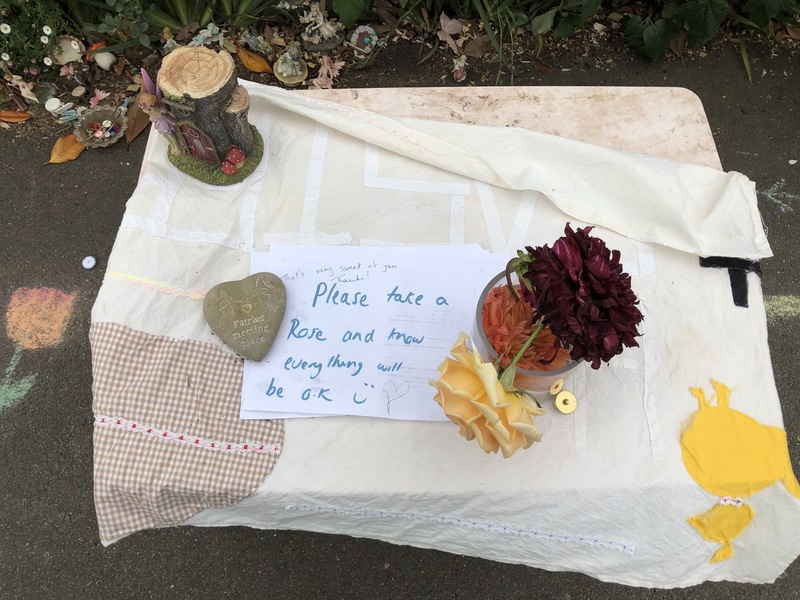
[{"x1": 284, "y1": 503, "x2": 635, "y2": 555}]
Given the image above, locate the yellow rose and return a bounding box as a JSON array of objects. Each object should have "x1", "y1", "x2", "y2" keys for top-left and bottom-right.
[{"x1": 430, "y1": 332, "x2": 544, "y2": 458}]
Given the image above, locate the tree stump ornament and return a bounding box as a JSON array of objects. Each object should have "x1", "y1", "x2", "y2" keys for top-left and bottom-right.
[{"x1": 152, "y1": 47, "x2": 264, "y2": 185}]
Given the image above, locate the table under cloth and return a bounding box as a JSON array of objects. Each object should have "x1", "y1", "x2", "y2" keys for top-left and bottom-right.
[{"x1": 90, "y1": 84, "x2": 800, "y2": 588}]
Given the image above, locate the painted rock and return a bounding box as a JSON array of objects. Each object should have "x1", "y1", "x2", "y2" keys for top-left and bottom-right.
[{"x1": 203, "y1": 273, "x2": 286, "y2": 361}]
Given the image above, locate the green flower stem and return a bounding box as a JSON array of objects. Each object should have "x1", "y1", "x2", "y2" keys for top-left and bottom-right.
[
  {"x1": 505, "y1": 257, "x2": 521, "y2": 302},
  {"x1": 498, "y1": 322, "x2": 544, "y2": 390},
  {"x1": 3, "y1": 343, "x2": 22, "y2": 381},
  {"x1": 1, "y1": 343, "x2": 37, "y2": 412}
]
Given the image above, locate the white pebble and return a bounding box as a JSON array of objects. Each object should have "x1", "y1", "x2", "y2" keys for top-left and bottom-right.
[{"x1": 82, "y1": 256, "x2": 97, "y2": 269}]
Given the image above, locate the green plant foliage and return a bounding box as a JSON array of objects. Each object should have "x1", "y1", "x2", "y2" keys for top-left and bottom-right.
[
  {"x1": 740, "y1": 0, "x2": 797, "y2": 27},
  {"x1": 623, "y1": 0, "x2": 800, "y2": 60},
  {"x1": 624, "y1": 15, "x2": 675, "y2": 60},
  {"x1": 525, "y1": 0, "x2": 600, "y2": 38},
  {"x1": 147, "y1": 0, "x2": 214, "y2": 32},
  {"x1": 333, "y1": 0, "x2": 369, "y2": 27},
  {"x1": 0, "y1": 0, "x2": 70, "y2": 78},
  {"x1": 670, "y1": 0, "x2": 729, "y2": 47},
  {"x1": 93, "y1": 0, "x2": 152, "y2": 46},
  {"x1": 59, "y1": 0, "x2": 109, "y2": 27},
  {"x1": 211, "y1": 0, "x2": 281, "y2": 29}
]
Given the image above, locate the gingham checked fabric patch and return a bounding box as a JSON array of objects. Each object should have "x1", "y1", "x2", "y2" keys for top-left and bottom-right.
[{"x1": 90, "y1": 322, "x2": 284, "y2": 543}]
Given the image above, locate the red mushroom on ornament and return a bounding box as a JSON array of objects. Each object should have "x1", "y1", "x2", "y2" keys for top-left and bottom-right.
[
  {"x1": 226, "y1": 147, "x2": 246, "y2": 167},
  {"x1": 221, "y1": 160, "x2": 237, "y2": 175}
]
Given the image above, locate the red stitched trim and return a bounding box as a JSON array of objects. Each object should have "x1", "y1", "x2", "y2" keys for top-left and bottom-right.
[{"x1": 94, "y1": 415, "x2": 281, "y2": 456}]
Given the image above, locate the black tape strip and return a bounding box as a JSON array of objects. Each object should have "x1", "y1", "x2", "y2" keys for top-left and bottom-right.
[{"x1": 699, "y1": 257, "x2": 762, "y2": 308}]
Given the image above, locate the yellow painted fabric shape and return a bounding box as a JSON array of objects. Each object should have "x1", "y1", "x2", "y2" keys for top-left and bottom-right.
[{"x1": 681, "y1": 379, "x2": 800, "y2": 563}]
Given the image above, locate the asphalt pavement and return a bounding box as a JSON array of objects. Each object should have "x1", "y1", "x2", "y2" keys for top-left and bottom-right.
[{"x1": 0, "y1": 38, "x2": 798, "y2": 599}]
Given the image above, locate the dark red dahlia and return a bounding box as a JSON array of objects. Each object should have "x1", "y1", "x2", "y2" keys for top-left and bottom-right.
[{"x1": 516, "y1": 223, "x2": 644, "y2": 369}]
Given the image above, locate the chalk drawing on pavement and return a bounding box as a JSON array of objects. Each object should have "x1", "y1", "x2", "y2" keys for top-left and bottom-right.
[
  {"x1": 1, "y1": 288, "x2": 76, "y2": 412},
  {"x1": 760, "y1": 179, "x2": 799, "y2": 213}
]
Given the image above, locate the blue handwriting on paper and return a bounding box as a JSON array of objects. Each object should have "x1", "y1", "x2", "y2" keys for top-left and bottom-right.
[
  {"x1": 265, "y1": 377, "x2": 284, "y2": 398},
  {"x1": 268, "y1": 254, "x2": 466, "y2": 415},
  {"x1": 342, "y1": 329, "x2": 375, "y2": 343},
  {"x1": 386, "y1": 285, "x2": 424, "y2": 306},
  {"x1": 327, "y1": 353, "x2": 364, "y2": 376},
  {"x1": 312, "y1": 282, "x2": 369, "y2": 307},
  {"x1": 287, "y1": 318, "x2": 327, "y2": 341},
  {"x1": 387, "y1": 327, "x2": 425, "y2": 345},
  {"x1": 352, "y1": 382, "x2": 375, "y2": 404},
  {"x1": 377, "y1": 361, "x2": 403, "y2": 372},
  {"x1": 302, "y1": 386, "x2": 334, "y2": 401},
  {"x1": 284, "y1": 356, "x2": 323, "y2": 379}
]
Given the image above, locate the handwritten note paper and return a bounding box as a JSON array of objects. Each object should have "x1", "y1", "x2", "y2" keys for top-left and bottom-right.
[{"x1": 241, "y1": 245, "x2": 508, "y2": 421}]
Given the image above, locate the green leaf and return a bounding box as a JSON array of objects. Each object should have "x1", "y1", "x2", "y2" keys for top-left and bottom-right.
[
  {"x1": 139, "y1": 33, "x2": 151, "y2": 47},
  {"x1": 742, "y1": 0, "x2": 769, "y2": 29},
  {"x1": 146, "y1": 8, "x2": 182, "y2": 32},
  {"x1": 642, "y1": 19, "x2": 670, "y2": 60},
  {"x1": 742, "y1": 0, "x2": 783, "y2": 28},
  {"x1": 510, "y1": 10, "x2": 529, "y2": 27},
  {"x1": 624, "y1": 15, "x2": 646, "y2": 53},
  {"x1": 417, "y1": 38, "x2": 440, "y2": 64},
  {"x1": 739, "y1": 36, "x2": 752, "y2": 83},
  {"x1": 332, "y1": 0, "x2": 366, "y2": 27},
  {"x1": 472, "y1": 0, "x2": 503, "y2": 60},
  {"x1": 580, "y1": 0, "x2": 602, "y2": 20},
  {"x1": 529, "y1": 8, "x2": 557, "y2": 35},
  {"x1": 675, "y1": 0, "x2": 728, "y2": 48},
  {"x1": 662, "y1": 1, "x2": 679, "y2": 19},
  {"x1": 553, "y1": 13, "x2": 583, "y2": 38}
]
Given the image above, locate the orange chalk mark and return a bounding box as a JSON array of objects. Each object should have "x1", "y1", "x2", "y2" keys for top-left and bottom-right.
[{"x1": 5, "y1": 287, "x2": 77, "y2": 350}]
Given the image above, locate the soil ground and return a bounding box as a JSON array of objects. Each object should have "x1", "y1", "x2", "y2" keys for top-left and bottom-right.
[{"x1": 1, "y1": 24, "x2": 799, "y2": 598}]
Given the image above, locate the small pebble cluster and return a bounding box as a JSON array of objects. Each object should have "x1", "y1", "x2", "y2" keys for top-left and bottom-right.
[{"x1": 84, "y1": 118, "x2": 121, "y2": 141}]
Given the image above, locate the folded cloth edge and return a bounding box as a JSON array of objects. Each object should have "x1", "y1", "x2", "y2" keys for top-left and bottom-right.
[{"x1": 249, "y1": 83, "x2": 771, "y2": 260}]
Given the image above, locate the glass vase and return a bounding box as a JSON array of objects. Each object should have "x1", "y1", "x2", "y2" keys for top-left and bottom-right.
[{"x1": 473, "y1": 271, "x2": 582, "y2": 392}]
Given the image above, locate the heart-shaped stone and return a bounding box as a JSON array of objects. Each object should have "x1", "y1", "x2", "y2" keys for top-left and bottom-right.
[{"x1": 203, "y1": 272, "x2": 286, "y2": 361}]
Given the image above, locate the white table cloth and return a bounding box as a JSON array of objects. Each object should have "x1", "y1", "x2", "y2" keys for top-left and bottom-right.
[{"x1": 91, "y1": 84, "x2": 800, "y2": 587}]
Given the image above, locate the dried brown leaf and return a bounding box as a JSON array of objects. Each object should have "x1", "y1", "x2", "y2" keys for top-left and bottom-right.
[
  {"x1": 125, "y1": 103, "x2": 151, "y2": 146},
  {"x1": 669, "y1": 30, "x2": 688, "y2": 57},
  {"x1": 463, "y1": 34, "x2": 492, "y2": 58},
  {"x1": 114, "y1": 55, "x2": 128, "y2": 76},
  {"x1": 0, "y1": 110, "x2": 32, "y2": 123},
  {"x1": 788, "y1": 26, "x2": 800, "y2": 40},
  {"x1": 48, "y1": 134, "x2": 86, "y2": 164},
  {"x1": 532, "y1": 60, "x2": 556, "y2": 75},
  {"x1": 237, "y1": 46, "x2": 273, "y2": 74},
  {"x1": 176, "y1": 22, "x2": 200, "y2": 42}
]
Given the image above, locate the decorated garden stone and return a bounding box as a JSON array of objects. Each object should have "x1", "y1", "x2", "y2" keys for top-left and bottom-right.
[{"x1": 203, "y1": 273, "x2": 286, "y2": 361}]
